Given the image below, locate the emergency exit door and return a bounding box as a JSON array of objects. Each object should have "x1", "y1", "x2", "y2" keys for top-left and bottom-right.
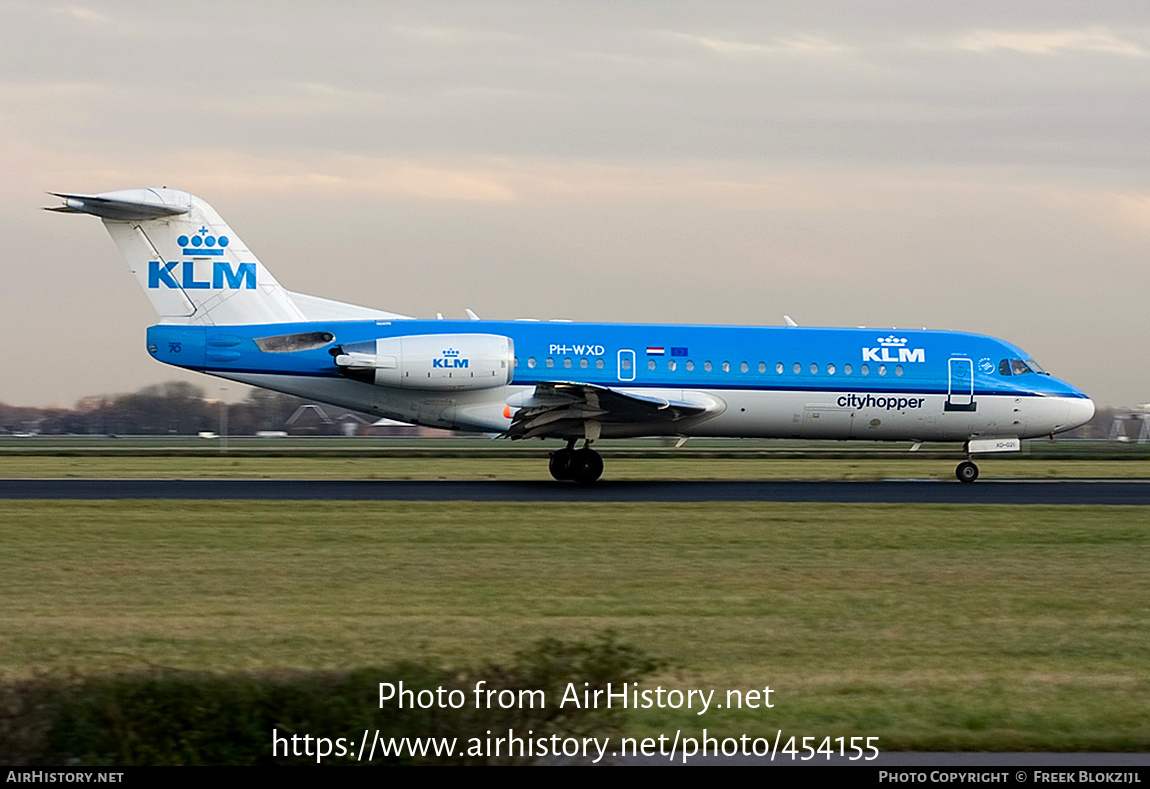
[{"x1": 945, "y1": 357, "x2": 976, "y2": 412}]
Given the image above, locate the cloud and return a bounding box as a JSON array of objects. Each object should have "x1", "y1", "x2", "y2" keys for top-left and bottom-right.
[
  {"x1": 952, "y1": 28, "x2": 1147, "y2": 57},
  {"x1": 59, "y1": 6, "x2": 107, "y2": 25},
  {"x1": 656, "y1": 31, "x2": 848, "y2": 58},
  {"x1": 182, "y1": 151, "x2": 523, "y2": 203},
  {"x1": 161, "y1": 151, "x2": 523, "y2": 203},
  {"x1": 385, "y1": 24, "x2": 520, "y2": 46}
]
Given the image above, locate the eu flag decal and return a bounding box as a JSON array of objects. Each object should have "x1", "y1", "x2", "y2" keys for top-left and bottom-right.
[{"x1": 671, "y1": 347, "x2": 688, "y2": 357}]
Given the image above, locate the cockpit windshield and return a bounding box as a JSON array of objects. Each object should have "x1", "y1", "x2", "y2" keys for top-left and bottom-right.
[{"x1": 998, "y1": 358, "x2": 1048, "y2": 376}]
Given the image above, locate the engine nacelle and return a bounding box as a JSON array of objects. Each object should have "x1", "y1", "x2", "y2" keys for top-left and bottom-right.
[{"x1": 336, "y1": 333, "x2": 514, "y2": 391}]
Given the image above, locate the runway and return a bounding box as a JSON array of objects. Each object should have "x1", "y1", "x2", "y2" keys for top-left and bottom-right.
[{"x1": 1, "y1": 479, "x2": 1148, "y2": 504}]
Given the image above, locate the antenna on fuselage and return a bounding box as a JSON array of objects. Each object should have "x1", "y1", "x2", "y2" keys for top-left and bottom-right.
[{"x1": 783, "y1": 315, "x2": 798, "y2": 327}]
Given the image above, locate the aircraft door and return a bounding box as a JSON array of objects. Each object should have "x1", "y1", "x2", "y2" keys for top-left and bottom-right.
[
  {"x1": 617, "y1": 349, "x2": 636, "y2": 382},
  {"x1": 946, "y1": 357, "x2": 976, "y2": 412},
  {"x1": 800, "y1": 404, "x2": 854, "y2": 439}
]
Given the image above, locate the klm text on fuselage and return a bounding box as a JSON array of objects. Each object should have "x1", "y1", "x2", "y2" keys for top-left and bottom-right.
[{"x1": 861, "y1": 347, "x2": 925, "y2": 363}]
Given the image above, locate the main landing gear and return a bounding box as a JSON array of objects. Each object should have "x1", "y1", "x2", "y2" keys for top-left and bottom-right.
[
  {"x1": 549, "y1": 440, "x2": 604, "y2": 484},
  {"x1": 955, "y1": 460, "x2": 979, "y2": 484}
]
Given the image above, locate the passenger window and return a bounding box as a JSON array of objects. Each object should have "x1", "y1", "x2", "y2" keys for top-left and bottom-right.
[
  {"x1": 776, "y1": 362, "x2": 784, "y2": 374},
  {"x1": 686, "y1": 360, "x2": 695, "y2": 371},
  {"x1": 596, "y1": 358, "x2": 604, "y2": 369},
  {"x1": 758, "y1": 362, "x2": 766, "y2": 373},
  {"x1": 844, "y1": 363, "x2": 852, "y2": 375},
  {"x1": 514, "y1": 357, "x2": 519, "y2": 368},
  {"x1": 861, "y1": 364, "x2": 869, "y2": 376},
  {"x1": 668, "y1": 360, "x2": 677, "y2": 371},
  {"x1": 740, "y1": 361, "x2": 749, "y2": 373},
  {"x1": 580, "y1": 358, "x2": 588, "y2": 369},
  {"x1": 621, "y1": 358, "x2": 631, "y2": 371},
  {"x1": 722, "y1": 361, "x2": 731, "y2": 372},
  {"x1": 878, "y1": 365, "x2": 887, "y2": 376},
  {"x1": 648, "y1": 359, "x2": 656, "y2": 371},
  {"x1": 810, "y1": 363, "x2": 818, "y2": 374},
  {"x1": 546, "y1": 357, "x2": 554, "y2": 368},
  {"x1": 793, "y1": 362, "x2": 801, "y2": 374},
  {"x1": 528, "y1": 357, "x2": 536, "y2": 368},
  {"x1": 563, "y1": 358, "x2": 572, "y2": 369},
  {"x1": 704, "y1": 361, "x2": 712, "y2": 372},
  {"x1": 895, "y1": 364, "x2": 903, "y2": 376},
  {"x1": 827, "y1": 363, "x2": 836, "y2": 375}
]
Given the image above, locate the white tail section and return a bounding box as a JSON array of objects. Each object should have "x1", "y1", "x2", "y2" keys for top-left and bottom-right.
[{"x1": 53, "y1": 188, "x2": 308, "y2": 325}]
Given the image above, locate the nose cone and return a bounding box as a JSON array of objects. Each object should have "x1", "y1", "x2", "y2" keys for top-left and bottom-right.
[{"x1": 1065, "y1": 396, "x2": 1096, "y2": 431}]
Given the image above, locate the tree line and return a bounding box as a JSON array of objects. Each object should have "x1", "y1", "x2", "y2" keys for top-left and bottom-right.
[
  {"x1": 0, "y1": 380, "x2": 1134, "y2": 438},
  {"x1": 1, "y1": 382, "x2": 353, "y2": 436}
]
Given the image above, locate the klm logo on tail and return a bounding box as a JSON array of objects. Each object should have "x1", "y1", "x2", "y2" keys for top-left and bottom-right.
[
  {"x1": 147, "y1": 226, "x2": 255, "y2": 290},
  {"x1": 178, "y1": 227, "x2": 229, "y2": 256},
  {"x1": 148, "y1": 260, "x2": 256, "y2": 290}
]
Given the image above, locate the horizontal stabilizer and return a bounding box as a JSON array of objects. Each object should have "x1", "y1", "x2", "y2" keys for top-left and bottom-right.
[{"x1": 47, "y1": 191, "x2": 189, "y2": 221}]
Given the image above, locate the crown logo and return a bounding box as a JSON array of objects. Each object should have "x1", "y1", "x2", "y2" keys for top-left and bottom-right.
[
  {"x1": 442, "y1": 349, "x2": 461, "y2": 358},
  {"x1": 178, "y1": 226, "x2": 230, "y2": 256},
  {"x1": 878, "y1": 335, "x2": 907, "y2": 347}
]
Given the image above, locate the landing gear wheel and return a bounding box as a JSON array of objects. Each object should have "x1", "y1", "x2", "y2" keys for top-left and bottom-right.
[
  {"x1": 956, "y1": 461, "x2": 979, "y2": 484},
  {"x1": 569, "y1": 448, "x2": 604, "y2": 484},
  {"x1": 549, "y1": 448, "x2": 575, "y2": 481}
]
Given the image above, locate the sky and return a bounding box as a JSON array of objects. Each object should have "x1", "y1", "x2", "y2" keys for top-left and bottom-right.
[{"x1": 2, "y1": 1, "x2": 1148, "y2": 408}]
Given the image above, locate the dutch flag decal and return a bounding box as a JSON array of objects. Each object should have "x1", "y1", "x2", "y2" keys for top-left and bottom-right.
[{"x1": 646, "y1": 347, "x2": 665, "y2": 356}]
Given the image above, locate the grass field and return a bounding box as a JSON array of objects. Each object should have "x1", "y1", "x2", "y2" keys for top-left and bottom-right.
[{"x1": 1, "y1": 499, "x2": 1146, "y2": 751}]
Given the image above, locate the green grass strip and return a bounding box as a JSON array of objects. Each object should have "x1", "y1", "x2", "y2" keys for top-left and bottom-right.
[{"x1": 0, "y1": 501, "x2": 1145, "y2": 751}]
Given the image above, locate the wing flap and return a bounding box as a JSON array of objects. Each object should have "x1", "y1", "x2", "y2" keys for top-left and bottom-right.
[{"x1": 505, "y1": 381, "x2": 723, "y2": 439}]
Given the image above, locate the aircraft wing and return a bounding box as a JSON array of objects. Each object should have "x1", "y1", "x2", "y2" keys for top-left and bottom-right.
[{"x1": 505, "y1": 381, "x2": 724, "y2": 439}]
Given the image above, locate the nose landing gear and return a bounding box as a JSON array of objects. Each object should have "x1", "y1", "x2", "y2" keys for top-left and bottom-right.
[
  {"x1": 549, "y1": 439, "x2": 604, "y2": 484},
  {"x1": 955, "y1": 460, "x2": 979, "y2": 484}
]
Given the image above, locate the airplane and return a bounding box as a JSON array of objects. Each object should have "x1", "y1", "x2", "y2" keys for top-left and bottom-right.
[{"x1": 50, "y1": 188, "x2": 1096, "y2": 483}]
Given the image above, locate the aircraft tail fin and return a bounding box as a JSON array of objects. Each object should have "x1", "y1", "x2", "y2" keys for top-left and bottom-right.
[{"x1": 51, "y1": 188, "x2": 307, "y2": 325}]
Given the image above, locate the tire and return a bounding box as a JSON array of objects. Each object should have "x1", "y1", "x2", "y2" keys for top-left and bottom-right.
[
  {"x1": 549, "y1": 449, "x2": 574, "y2": 481},
  {"x1": 956, "y1": 461, "x2": 979, "y2": 484},
  {"x1": 569, "y1": 448, "x2": 604, "y2": 484}
]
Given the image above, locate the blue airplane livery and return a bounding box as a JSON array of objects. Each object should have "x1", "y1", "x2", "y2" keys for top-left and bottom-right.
[{"x1": 50, "y1": 188, "x2": 1095, "y2": 483}]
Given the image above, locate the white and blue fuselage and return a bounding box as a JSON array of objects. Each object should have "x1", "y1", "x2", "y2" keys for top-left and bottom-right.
[
  {"x1": 146, "y1": 318, "x2": 1093, "y2": 443},
  {"x1": 52, "y1": 188, "x2": 1094, "y2": 482}
]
